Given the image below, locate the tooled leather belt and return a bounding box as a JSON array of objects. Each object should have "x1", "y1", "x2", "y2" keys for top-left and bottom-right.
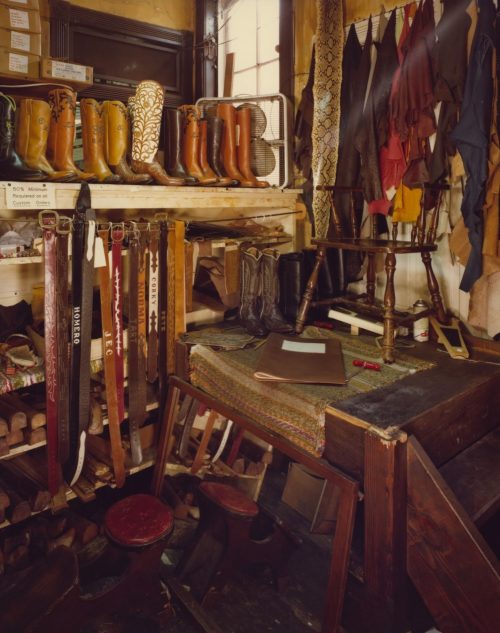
[
  {"x1": 158, "y1": 219, "x2": 169, "y2": 414},
  {"x1": 65, "y1": 183, "x2": 96, "y2": 487},
  {"x1": 147, "y1": 222, "x2": 159, "y2": 383},
  {"x1": 40, "y1": 210, "x2": 60, "y2": 496},
  {"x1": 97, "y1": 223, "x2": 126, "y2": 487},
  {"x1": 127, "y1": 223, "x2": 144, "y2": 465},
  {"x1": 111, "y1": 223, "x2": 125, "y2": 422}
]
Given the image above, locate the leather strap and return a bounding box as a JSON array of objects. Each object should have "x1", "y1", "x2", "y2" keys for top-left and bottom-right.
[
  {"x1": 167, "y1": 223, "x2": 177, "y2": 375},
  {"x1": 56, "y1": 216, "x2": 71, "y2": 465},
  {"x1": 127, "y1": 224, "x2": 143, "y2": 466},
  {"x1": 111, "y1": 223, "x2": 125, "y2": 422},
  {"x1": 39, "y1": 210, "x2": 60, "y2": 496},
  {"x1": 147, "y1": 222, "x2": 159, "y2": 383},
  {"x1": 97, "y1": 224, "x2": 126, "y2": 488},
  {"x1": 66, "y1": 182, "x2": 96, "y2": 487},
  {"x1": 158, "y1": 219, "x2": 169, "y2": 414}
]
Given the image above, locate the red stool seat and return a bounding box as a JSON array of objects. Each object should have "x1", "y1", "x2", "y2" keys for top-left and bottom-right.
[
  {"x1": 105, "y1": 493, "x2": 174, "y2": 547},
  {"x1": 199, "y1": 482, "x2": 259, "y2": 517}
]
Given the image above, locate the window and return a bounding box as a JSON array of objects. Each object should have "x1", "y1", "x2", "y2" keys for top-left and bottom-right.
[{"x1": 218, "y1": 0, "x2": 280, "y2": 97}]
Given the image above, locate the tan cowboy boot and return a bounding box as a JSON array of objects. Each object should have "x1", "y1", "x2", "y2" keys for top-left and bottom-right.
[
  {"x1": 179, "y1": 105, "x2": 216, "y2": 185},
  {"x1": 16, "y1": 99, "x2": 77, "y2": 182},
  {"x1": 102, "y1": 100, "x2": 152, "y2": 184},
  {"x1": 130, "y1": 80, "x2": 184, "y2": 186},
  {"x1": 80, "y1": 98, "x2": 122, "y2": 183},
  {"x1": 46, "y1": 88, "x2": 96, "y2": 182},
  {"x1": 237, "y1": 107, "x2": 269, "y2": 188},
  {"x1": 217, "y1": 103, "x2": 247, "y2": 185}
]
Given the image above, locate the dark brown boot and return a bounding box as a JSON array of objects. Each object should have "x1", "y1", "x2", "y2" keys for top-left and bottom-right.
[
  {"x1": 180, "y1": 105, "x2": 217, "y2": 185},
  {"x1": 239, "y1": 247, "x2": 267, "y2": 337},
  {"x1": 261, "y1": 249, "x2": 294, "y2": 333},
  {"x1": 164, "y1": 108, "x2": 197, "y2": 184},
  {"x1": 207, "y1": 117, "x2": 237, "y2": 186},
  {"x1": 0, "y1": 94, "x2": 45, "y2": 181}
]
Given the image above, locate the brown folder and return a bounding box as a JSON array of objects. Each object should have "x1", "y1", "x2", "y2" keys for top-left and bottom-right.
[{"x1": 253, "y1": 333, "x2": 346, "y2": 385}]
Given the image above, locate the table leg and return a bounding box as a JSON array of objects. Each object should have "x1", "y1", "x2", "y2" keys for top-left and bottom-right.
[
  {"x1": 296, "y1": 245, "x2": 326, "y2": 334},
  {"x1": 382, "y1": 252, "x2": 396, "y2": 363},
  {"x1": 152, "y1": 384, "x2": 180, "y2": 497}
]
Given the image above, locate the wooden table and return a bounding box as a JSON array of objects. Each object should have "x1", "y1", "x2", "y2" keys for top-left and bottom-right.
[{"x1": 152, "y1": 344, "x2": 500, "y2": 633}]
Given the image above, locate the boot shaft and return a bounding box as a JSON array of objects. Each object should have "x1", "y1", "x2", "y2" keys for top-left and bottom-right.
[
  {"x1": 207, "y1": 116, "x2": 225, "y2": 177},
  {"x1": 46, "y1": 88, "x2": 77, "y2": 166},
  {"x1": 16, "y1": 98, "x2": 50, "y2": 164},
  {"x1": 102, "y1": 100, "x2": 129, "y2": 166},
  {"x1": 0, "y1": 94, "x2": 16, "y2": 160},
  {"x1": 240, "y1": 247, "x2": 262, "y2": 300},
  {"x1": 131, "y1": 80, "x2": 164, "y2": 164},
  {"x1": 165, "y1": 107, "x2": 184, "y2": 174},
  {"x1": 198, "y1": 118, "x2": 217, "y2": 178}
]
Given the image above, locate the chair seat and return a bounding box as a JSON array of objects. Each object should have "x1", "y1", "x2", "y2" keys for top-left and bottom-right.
[
  {"x1": 313, "y1": 237, "x2": 438, "y2": 254},
  {"x1": 200, "y1": 482, "x2": 259, "y2": 518},
  {"x1": 105, "y1": 494, "x2": 174, "y2": 547}
]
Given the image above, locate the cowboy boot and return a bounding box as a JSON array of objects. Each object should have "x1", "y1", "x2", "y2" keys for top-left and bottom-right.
[
  {"x1": 239, "y1": 247, "x2": 267, "y2": 336},
  {"x1": 216, "y1": 103, "x2": 249, "y2": 186},
  {"x1": 164, "y1": 108, "x2": 197, "y2": 184},
  {"x1": 207, "y1": 117, "x2": 237, "y2": 186},
  {"x1": 102, "y1": 100, "x2": 152, "y2": 184},
  {"x1": 130, "y1": 80, "x2": 185, "y2": 186},
  {"x1": 199, "y1": 119, "x2": 223, "y2": 185},
  {"x1": 0, "y1": 93, "x2": 45, "y2": 181},
  {"x1": 180, "y1": 105, "x2": 217, "y2": 185},
  {"x1": 46, "y1": 88, "x2": 97, "y2": 182},
  {"x1": 16, "y1": 99, "x2": 77, "y2": 182},
  {"x1": 80, "y1": 99, "x2": 122, "y2": 183},
  {"x1": 237, "y1": 107, "x2": 269, "y2": 188},
  {"x1": 261, "y1": 249, "x2": 294, "y2": 333}
]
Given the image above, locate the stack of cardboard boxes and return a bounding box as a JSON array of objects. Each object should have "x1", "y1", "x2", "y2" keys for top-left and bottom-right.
[{"x1": 0, "y1": 0, "x2": 43, "y2": 80}]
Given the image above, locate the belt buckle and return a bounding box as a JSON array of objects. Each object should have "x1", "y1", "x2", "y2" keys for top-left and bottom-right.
[
  {"x1": 111, "y1": 222, "x2": 125, "y2": 243},
  {"x1": 56, "y1": 215, "x2": 72, "y2": 235},
  {"x1": 38, "y1": 210, "x2": 59, "y2": 230}
]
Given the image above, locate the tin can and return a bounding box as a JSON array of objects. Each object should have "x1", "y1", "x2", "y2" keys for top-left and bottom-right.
[{"x1": 413, "y1": 299, "x2": 429, "y2": 342}]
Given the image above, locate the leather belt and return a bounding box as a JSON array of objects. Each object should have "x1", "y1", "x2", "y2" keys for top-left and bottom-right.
[
  {"x1": 66, "y1": 182, "x2": 96, "y2": 487},
  {"x1": 147, "y1": 222, "x2": 160, "y2": 383},
  {"x1": 157, "y1": 219, "x2": 169, "y2": 413},
  {"x1": 137, "y1": 223, "x2": 148, "y2": 413},
  {"x1": 97, "y1": 224, "x2": 126, "y2": 487},
  {"x1": 111, "y1": 223, "x2": 125, "y2": 422},
  {"x1": 127, "y1": 224, "x2": 144, "y2": 465},
  {"x1": 39, "y1": 210, "x2": 60, "y2": 496},
  {"x1": 56, "y1": 215, "x2": 71, "y2": 465}
]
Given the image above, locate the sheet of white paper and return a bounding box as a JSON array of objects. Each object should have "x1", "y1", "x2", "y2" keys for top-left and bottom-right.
[{"x1": 281, "y1": 340, "x2": 326, "y2": 354}]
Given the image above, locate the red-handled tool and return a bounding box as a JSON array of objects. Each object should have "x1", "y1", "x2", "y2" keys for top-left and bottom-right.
[{"x1": 352, "y1": 359, "x2": 382, "y2": 371}]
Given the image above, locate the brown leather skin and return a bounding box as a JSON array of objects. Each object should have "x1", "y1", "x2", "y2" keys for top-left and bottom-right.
[
  {"x1": 237, "y1": 107, "x2": 269, "y2": 188},
  {"x1": 260, "y1": 249, "x2": 294, "y2": 333},
  {"x1": 239, "y1": 247, "x2": 267, "y2": 336},
  {"x1": 165, "y1": 108, "x2": 197, "y2": 184},
  {"x1": 207, "y1": 117, "x2": 238, "y2": 186},
  {"x1": 0, "y1": 94, "x2": 45, "y2": 181},
  {"x1": 102, "y1": 100, "x2": 152, "y2": 184},
  {"x1": 130, "y1": 158, "x2": 185, "y2": 186},
  {"x1": 217, "y1": 102, "x2": 249, "y2": 185},
  {"x1": 180, "y1": 105, "x2": 217, "y2": 185},
  {"x1": 199, "y1": 119, "x2": 225, "y2": 185},
  {"x1": 16, "y1": 99, "x2": 78, "y2": 182},
  {"x1": 80, "y1": 99, "x2": 122, "y2": 183},
  {"x1": 47, "y1": 89, "x2": 97, "y2": 182}
]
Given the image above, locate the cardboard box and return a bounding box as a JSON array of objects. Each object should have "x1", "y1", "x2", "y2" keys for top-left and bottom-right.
[
  {"x1": 41, "y1": 58, "x2": 93, "y2": 87},
  {"x1": 0, "y1": 5, "x2": 41, "y2": 33},
  {"x1": 0, "y1": 27, "x2": 41, "y2": 55},
  {"x1": 0, "y1": 0, "x2": 40, "y2": 10},
  {"x1": 281, "y1": 462, "x2": 339, "y2": 534},
  {"x1": 0, "y1": 46, "x2": 39, "y2": 79}
]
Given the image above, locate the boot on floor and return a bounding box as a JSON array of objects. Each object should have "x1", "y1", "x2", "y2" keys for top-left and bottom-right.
[
  {"x1": 130, "y1": 80, "x2": 185, "y2": 186},
  {"x1": 261, "y1": 249, "x2": 294, "y2": 333},
  {"x1": 102, "y1": 100, "x2": 152, "y2": 184},
  {"x1": 0, "y1": 93, "x2": 45, "y2": 181},
  {"x1": 46, "y1": 88, "x2": 96, "y2": 182},
  {"x1": 80, "y1": 98, "x2": 122, "y2": 183},
  {"x1": 239, "y1": 247, "x2": 267, "y2": 337},
  {"x1": 16, "y1": 99, "x2": 77, "y2": 182}
]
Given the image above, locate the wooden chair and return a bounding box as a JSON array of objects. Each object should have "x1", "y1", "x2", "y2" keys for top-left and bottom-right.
[{"x1": 296, "y1": 185, "x2": 449, "y2": 363}]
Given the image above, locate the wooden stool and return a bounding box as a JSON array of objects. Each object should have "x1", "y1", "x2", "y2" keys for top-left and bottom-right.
[
  {"x1": 0, "y1": 494, "x2": 174, "y2": 633},
  {"x1": 177, "y1": 481, "x2": 298, "y2": 604}
]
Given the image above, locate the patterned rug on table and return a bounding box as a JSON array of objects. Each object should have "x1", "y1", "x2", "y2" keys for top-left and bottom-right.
[{"x1": 189, "y1": 326, "x2": 434, "y2": 457}]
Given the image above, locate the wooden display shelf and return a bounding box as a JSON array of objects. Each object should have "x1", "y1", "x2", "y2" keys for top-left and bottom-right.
[
  {"x1": 0, "y1": 401, "x2": 159, "y2": 462},
  {"x1": 0, "y1": 182, "x2": 303, "y2": 212},
  {"x1": 0, "y1": 256, "x2": 42, "y2": 265}
]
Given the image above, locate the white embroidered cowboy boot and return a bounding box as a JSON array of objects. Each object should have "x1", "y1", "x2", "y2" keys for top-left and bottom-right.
[{"x1": 130, "y1": 80, "x2": 184, "y2": 186}]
